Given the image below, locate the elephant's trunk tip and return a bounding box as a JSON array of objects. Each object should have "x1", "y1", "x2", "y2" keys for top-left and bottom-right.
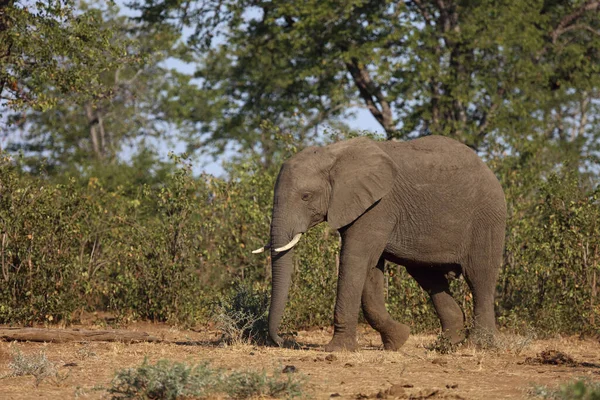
[{"x1": 269, "y1": 328, "x2": 284, "y2": 347}]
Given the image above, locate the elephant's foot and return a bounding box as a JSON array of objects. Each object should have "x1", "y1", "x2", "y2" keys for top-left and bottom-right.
[
  {"x1": 380, "y1": 322, "x2": 410, "y2": 351},
  {"x1": 324, "y1": 335, "x2": 359, "y2": 352}
]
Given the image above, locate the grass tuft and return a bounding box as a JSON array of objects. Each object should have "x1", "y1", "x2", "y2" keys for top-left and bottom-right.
[{"x1": 4, "y1": 347, "x2": 67, "y2": 386}]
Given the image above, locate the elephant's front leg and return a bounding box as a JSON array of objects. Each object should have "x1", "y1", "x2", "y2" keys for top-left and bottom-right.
[
  {"x1": 324, "y1": 231, "x2": 387, "y2": 352},
  {"x1": 362, "y1": 258, "x2": 410, "y2": 350}
]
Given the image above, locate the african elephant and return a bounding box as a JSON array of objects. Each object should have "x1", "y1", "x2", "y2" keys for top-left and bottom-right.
[{"x1": 252, "y1": 135, "x2": 506, "y2": 352}]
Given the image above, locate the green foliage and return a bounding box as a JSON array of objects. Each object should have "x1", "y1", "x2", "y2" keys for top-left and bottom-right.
[
  {"x1": 0, "y1": 155, "x2": 107, "y2": 323},
  {"x1": 108, "y1": 359, "x2": 221, "y2": 399},
  {"x1": 108, "y1": 358, "x2": 306, "y2": 399},
  {"x1": 500, "y1": 171, "x2": 600, "y2": 335},
  {"x1": 1, "y1": 139, "x2": 599, "y2": 337},
  {"x1": 283, "y1": 223, "x2": 340, "y2": 329},
  {"x1": 0, "y1": 1, "x2": 133, "y2": 111},
  {"x1": 0, "y1": 153, "x2": 210, "y2": 324},
  {"x1": 132, "y1": 0, "x2": 600, "y2": 163},
  {"x1": 3, "y1": 3, "x2": 202, "y2": 172},
  {"x1": 532, "y1": 379, "x2": 600, "y2": 400}
]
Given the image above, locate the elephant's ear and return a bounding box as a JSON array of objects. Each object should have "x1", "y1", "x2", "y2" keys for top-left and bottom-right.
[{"x1": 327, "y1": 138, "x2": 398, "y2": 230}]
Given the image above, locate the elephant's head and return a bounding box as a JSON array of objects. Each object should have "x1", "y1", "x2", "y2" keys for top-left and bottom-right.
[{"x1": 253, "y1": 137, "x2": 399, "y2": 346}]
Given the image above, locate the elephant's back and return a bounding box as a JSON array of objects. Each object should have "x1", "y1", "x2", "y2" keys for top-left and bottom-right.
[
  {"x1": 380, "y1": 136, "x2": 496, "y2": 184},
  {"x1": 386, "y1": 136, "x2": 482, "y2": 170},
  {"x1": 380, "y1": 135, "x2": 506, "y2": 216}
]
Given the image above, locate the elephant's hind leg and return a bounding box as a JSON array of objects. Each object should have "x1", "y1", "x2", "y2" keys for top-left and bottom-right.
[
  {"x1": 406, "y1": 267, "x2": 465, "y2": 344},
  {"x1": 462, "y1": 226, "x2": 503, "y2": 341},
  {"x1": 362, "y1": 258, "x2": 410, "y2": 350}
]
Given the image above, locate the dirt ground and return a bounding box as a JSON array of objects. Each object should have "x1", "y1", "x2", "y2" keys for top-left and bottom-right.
[{"x1": 0, "y1": 323, "x2": 599, "y2": 399}]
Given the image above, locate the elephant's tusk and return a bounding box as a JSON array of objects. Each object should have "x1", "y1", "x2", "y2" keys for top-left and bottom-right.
[
  {"x1": 274, "y1": 233, "x2": 303, "y2": 253},
  {"x1": 252, "y1": 244, "x2": 270, "y2": 254}
]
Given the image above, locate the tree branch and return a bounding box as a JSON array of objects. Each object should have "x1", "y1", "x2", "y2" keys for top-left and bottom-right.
[
  {"x1": 345, "y1": 57, "x2": 394, "y2": 136},
  {"x1": 551, "y1": 0, "x2": 600, "y2": 43},
  {"x1": 554, "y1": 23, "x2": 600, "y2": 40},
  {"x1": 408, "y1": 0, "x2": 433, "y2": 25}
]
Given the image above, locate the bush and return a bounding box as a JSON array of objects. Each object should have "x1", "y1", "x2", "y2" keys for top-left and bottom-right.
[
  {"x1": 108, "y1": 359, "x2": 306, "y2": 399},
  {"x1": 531, "y1": 379, "x2": 600, "y2": 399},
  {"x1": 4, "y1": 347, "x2": 64, "y2": 386},
  {"x1": 499, "y1": 172, "x2": 600, "y2": 335},
  {"x1": 0, "y1": 141, "x2": 598, "y2": 338},
  {"x1": 108, "y1": 359, "x2": 220, "y2": 399},
  {"x1": 214, "y1": 282, "x2": 270, "y2": 344}
]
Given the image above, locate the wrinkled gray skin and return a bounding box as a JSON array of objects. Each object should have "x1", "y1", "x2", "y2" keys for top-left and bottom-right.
[{"x1": 265, "y1": 136, "x2": 506, "y2": 352}]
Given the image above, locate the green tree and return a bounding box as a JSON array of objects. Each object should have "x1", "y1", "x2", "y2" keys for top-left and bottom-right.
[
  {"x1": 3, "y1": 2, "x2": 203, "y2": 173},
  {"x1": 0, "y1": 0, "x2": 132, "y2": 112},
  {"x1": 131, "y1": 0, "x2": 600, "y2": 165}
]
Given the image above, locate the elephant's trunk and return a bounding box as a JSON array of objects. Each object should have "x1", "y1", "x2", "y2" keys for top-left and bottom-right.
[{"x1": 267, "y1": 217, "x2": 297, "y2": 346}]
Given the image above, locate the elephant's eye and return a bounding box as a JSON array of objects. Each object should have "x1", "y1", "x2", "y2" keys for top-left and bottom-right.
[{"x1": 301, "y1": 192, "x2": 312, "y2": 201}]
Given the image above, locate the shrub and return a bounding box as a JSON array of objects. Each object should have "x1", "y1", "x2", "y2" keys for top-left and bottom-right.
[
  {"x1": 4, "y1": 347, "x2": 63, "y2": 386},
  {"x1": 214, "y1": 282, "x2": 270, "y2": 344},
  {"x1": 499, "y1": 172, "x2": 600, "y2": 335},
  {"x1": 531, "y1": 379, "x2": 600, "y2": 399},
  {"x1": 108, "y1": 359, "x2": 220, "y2": 399},
  {"x1": 107, "y1": 359, "x2": 306, "y2": 399}
]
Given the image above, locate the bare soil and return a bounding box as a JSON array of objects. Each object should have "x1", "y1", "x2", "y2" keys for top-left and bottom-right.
[{"x1": 1, "y1": 323, "x2": 599, "y2": 399}]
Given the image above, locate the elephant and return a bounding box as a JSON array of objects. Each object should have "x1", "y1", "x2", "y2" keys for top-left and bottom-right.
[{"x1": 252, "y1": 135, "x2": 506, "y2": 352}]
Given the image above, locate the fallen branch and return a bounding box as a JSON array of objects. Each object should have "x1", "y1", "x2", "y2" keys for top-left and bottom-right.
[{"x1": 0, "y1": 327, "x2": 162, "y2": 343}]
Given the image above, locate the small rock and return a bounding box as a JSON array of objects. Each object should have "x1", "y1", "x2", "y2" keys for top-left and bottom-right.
[
  {"x1": 63, "y1": 362, "x2": 78, "y2": 367},
  {"x1": 330, "y1": 394, "x2": 341, "y2": 398},
  {"x1": 388, "y1": 384, "x2": 406, "y2": 397},
  {"x1": 376, "y1": 390, "x2": 388, "y2": 399},
  {"x1": 315, "y1": 356, "x2": 325, "y2": 362},
  {"x1": 249, "y1": 352, "x2": 255, "y2": 355},
  {"x1": 282, "y1": 365, "x2": 297, "y2": 373},
  {"x1": 402, "y1": 383, "x2": 414, "y2": 388},
  {"x1": 325, "y1": 354, "x2": 338, "y2": 362},
  {"x1": 344, "y1": 363, "x2": 354, "y2": 368},
  {"x1": 446, "y1": 383, "x2": 458, "y2": 389},
  {"x1": 355, "y1": 394, "x2": 369, "y2": 399}
]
